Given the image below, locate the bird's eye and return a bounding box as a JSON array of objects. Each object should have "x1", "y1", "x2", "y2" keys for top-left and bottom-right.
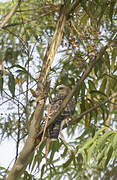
[{"x1": 58, "y1": 87, "x2": 63, "y2": 90}]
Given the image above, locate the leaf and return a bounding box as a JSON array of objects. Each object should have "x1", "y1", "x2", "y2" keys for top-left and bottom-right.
[
  {"x1": 8, "y1": 72, "x2": 15, "y2": 97},
  {"x1": 15, "y1": 78, "x2": 24, "y2": 84},
  {"x1": 30, "y1": 88, "x2": 37, "y2": 97},
  {"x1": 77, "y1": 153, "x2": 83, "y2": 167},
  {"x1": 104, "y1": 51, "x2": 110, "y2": 71},
  {"x1": 31, "y1": 154, "x2": 39, "y2": 173},
  {"x1": 85, "y1": 99, "x2": 89, "y2": 127},
  {"x1": 79, "y1": 137, "x2": 94, "y2": 152},
  {"x1": 11, "y1": 64, "x2": 27, "y2": 72},
  {"x1": 63, "y1": 156, "x2": 73, "y2": 168},
  {"x1": 90, "y1": 90, "x2": 107, "y2": 97},
  {"x1": 97, "y1": 131, "x2": 114, "y2": 149},
  {"x1": 79, "y1": 127, "x2": 107, "y2": 152},
  {"x1": 61, "y1": 147, "x2": 68, "y2": 158},
  {"x1": 112, "y1": 48, "x2": 117, "y2": 68},
  {"x1": 88, "y1": 80, "x2": 96, "y2": 90},
  {"x1": 97, "y1": 146, "x2": 107, "y2": 165},
  {"x1": 81, "y1": 14, "x2": 89, "y2": 27},
  {"x1": 11, "y1": 64, "x2": 36, "y2": 81},
  {"x1": 112, "y1": 133, "x2": 117, "y2": 149},
  {"x1": 109, "y1": 0, "x2": 116, "y2": 22},
  {"x1": 99, "y1": 78, "x2": 107, "y2": 93},
  {"x1": 0, "y1": 70, "x2": 3, "y2": 94},
  {"x1": 50, "y1": 141, "x2": 59, "y2": 161},
  {"x1": 88, "y1": 141, "x2": 96, "y2": 162},
  {"x1": 41, "y1": 164, "x2": 46, "y2": 178},
  {"x1": 71, "y1": 151, "x2": 76, "y2": 167},
  {"x1": 104, "y1": 145, "x2": 113, "y2": 168},
  {"x1": 28, "y1": 151, "x2": 35, "y2": 171}
]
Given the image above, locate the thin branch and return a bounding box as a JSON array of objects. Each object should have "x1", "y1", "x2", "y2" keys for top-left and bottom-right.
[
  {"x1": 15, "y1": 100, "x2": 21, "y2": 161},
  {"x1": 69, "y1": 92, "x2": 117, "y2": 127},
  {"x1": 66, "y1": 0, "x2": 82, "y2": 15},
  {"x1": 0, "y1": 0, "x2": 21, "y2": 29},
  {"x1": 36, "y1": 105, "x2": 51, "y2": 150}
]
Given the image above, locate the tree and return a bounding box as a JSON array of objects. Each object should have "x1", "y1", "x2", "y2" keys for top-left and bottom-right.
[{"x1": 0, "y1": 0, "x2": 117, "y2": 179}]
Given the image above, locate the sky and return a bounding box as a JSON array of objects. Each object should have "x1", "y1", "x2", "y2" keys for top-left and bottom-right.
[{"x1": 0, "y1": 139, "x2": 16, "y2": 168}]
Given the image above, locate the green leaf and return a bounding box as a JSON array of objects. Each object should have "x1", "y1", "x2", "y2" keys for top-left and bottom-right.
[
  {"x1": 97, "y1": 146, "x2": 107, "y2": 165},
  {"x1": 88, "y1": 141, "x2": 96, "y2": 162},
  {"x1": 81, "y1": 14, "x2": 89, "y2": 27},
  {"x1": 28, "y1": 151, "x2": 35, "y2": 171},
  {"x1": 109, "y1": 0, "x2": 116, "y2": 22},
  {"x1": 88, "y1": 80, "x2": 96, "y2": 90},
  {"x1": 79, "y1": 127, "x2": 107, "y2": 152},
  {"x1": 112, "y1": 48, "x2": 117, "y2": 68},
  {"x1": 112, "y1": 133, "x2": 117, "y2": 149},
  {"x1": 61, "y1": 147, "x2": 68, "y2": 158},
  {"x1": 12, "y1": 64, "x2": 36, "y2": 81},
  {"x1": 104, "y1": 51, "x2": 110, "y2": 71},
  {"x1": 50, "y1": 141, "x2": 59, "y2": 160},
  {"x1": 79, "y1": 137, "x2": 94, "y2": 152},
  {"x1": 90, "y1": 90, "x2": 107, "y2": 97},
  {"x1": 8, "y1": 72, "x2": 15, "y2": 97},
  {"x1": 97, "y1": 131, "x2": 114, "y2": 149},
  {"x1": 99, "y1": 78, "x2": 107, "y2": 93},
  {"x1": 63, "y1": 156, "x2": 73, "y2": 168},
  {"x1": 104, "y1": 145, "x2": 113, "y2": 168},
  {"x1": 0, "y1": 70, "x2": 3, "y2": 94},
  {"x1": 77, "y1": 153, "x2": 83, "y2": 167},
  {"x1": 41, "y1": 164, "x2": 46, "y2": 178}
]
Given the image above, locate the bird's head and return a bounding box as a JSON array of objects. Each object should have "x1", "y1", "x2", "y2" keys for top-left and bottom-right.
[{"x1": 56, "y1": 85, "x2": 70, "y2": 95}]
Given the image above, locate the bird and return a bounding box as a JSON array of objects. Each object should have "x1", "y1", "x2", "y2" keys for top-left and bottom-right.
[{"x1": 46, "y1": 84, "x2": 76, "y2": 140}]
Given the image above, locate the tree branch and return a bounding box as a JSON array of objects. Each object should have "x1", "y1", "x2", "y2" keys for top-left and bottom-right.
[
  {"x1": 0, "y1": 0, "x2": 21, "y2": 29},
  {"x1": 37, "y1": 0, "x2": 82, "y2": 93},
  {"x1": 69, "y1": 92, "x2": 117, "y2": 127}
]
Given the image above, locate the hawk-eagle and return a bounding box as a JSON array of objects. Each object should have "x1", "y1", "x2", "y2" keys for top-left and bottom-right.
[{"x1": 47, "y1": 85, "x2": 75, "y2": 140}]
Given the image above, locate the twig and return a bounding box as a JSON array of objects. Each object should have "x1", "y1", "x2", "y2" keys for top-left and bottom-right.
[
  {"x1": 36, "y1": 106, "x2": 51, "y2": 150},
  {"x1": 15, "y1": 100, "x2": 21, "y2": 161}
]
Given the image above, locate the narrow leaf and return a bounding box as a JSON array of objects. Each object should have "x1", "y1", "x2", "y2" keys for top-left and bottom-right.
[
  {"x1": 0, "y1": 70, "x2": 3, "y2": 94},
  {"x1": 63, "y1": 156, "x2": 72, "y2": 168},
  {"x1": 8, "y1": 72, "x2": 15, "y2": 97},
  {"x1": 104, "y1": 145, "x2": 113, "y2": 167}
]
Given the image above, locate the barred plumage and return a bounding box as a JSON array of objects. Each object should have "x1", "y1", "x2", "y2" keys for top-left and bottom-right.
[{"x1": 47, "y1": 85, "x2": 75, "y2": 140}]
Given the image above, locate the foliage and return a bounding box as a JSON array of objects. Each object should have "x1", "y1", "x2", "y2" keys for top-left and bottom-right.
[{"x1": 0, "y1": 0, "x2": 117, "y2": 179}]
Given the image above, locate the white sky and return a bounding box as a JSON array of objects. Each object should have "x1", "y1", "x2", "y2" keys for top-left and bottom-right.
[{"x1": 0, "y1": 139, "x2": 16, "y2": 168}]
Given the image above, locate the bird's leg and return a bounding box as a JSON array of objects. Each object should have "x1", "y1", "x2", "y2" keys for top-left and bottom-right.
[
  {"x1": 64, "y1": 118, "x2": 69, "y2": 126},
  {"x1": 60, "y1": 119, "x2": 67, "y2": 144},
  {"x1": 60, "y1": 120, "x2": 71, "y2": 155}
]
